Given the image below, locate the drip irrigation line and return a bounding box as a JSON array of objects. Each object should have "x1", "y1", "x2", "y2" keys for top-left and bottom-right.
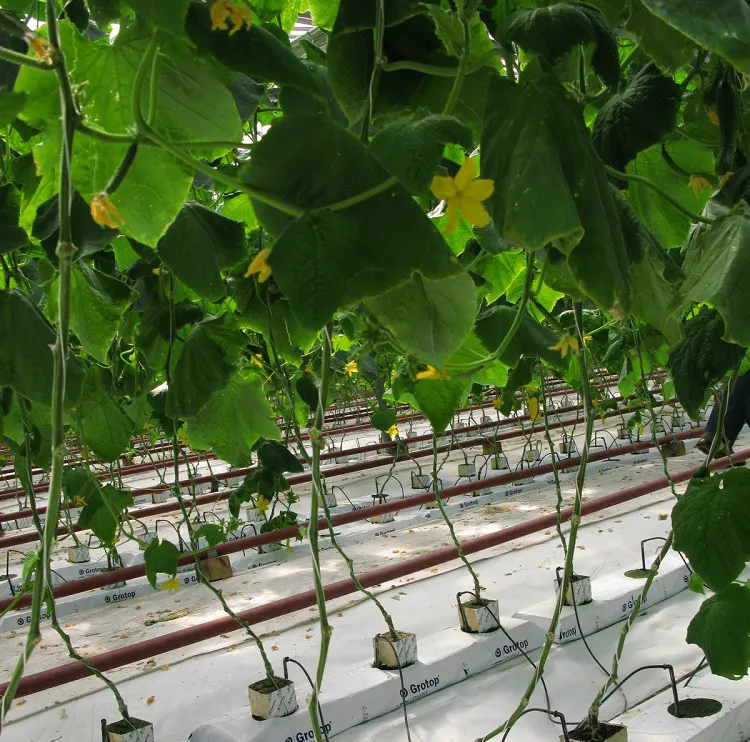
[{"x1": 1, "y1": 445, "x2": 744, "y2": 699}]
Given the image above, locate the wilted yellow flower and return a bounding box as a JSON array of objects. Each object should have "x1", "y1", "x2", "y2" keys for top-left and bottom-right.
[
  {"x1": 688, "y1": 175, "x2": 712, "y2": 198},
  {"x1": 719, "y1": 172, "x2": 734, "y2": 188},
  {"x1": 210, "y1": 0, "x2": 253, "y2": 35},
  {"x1": 416, "y1": 365, "x2": 449, "y2": 380},
  {"x1": 582, "y1": 335, "x2": 592, "y2": 345},
  {"x1": 29, "y1": 36, "x2": 53, "y2": 65},
  {"x1": 72, "y1": 495, "x2": 86, "y2": 507},
  {"x1": 493, "y1": 397, "x2": 503, "y2": 411},
  {"x1": 387, "y1": 424, "x2": 399, "y2": 439},
  {"x1": 707, "y1": 108, "x2": 719, "y2": 126},
  {"x1": 430, "y1": 158, "x2": 494, "y2": 235},
  {"x1": 390, "y1": 369, "x2": 397, "y2": 380},
  {"x1": 550, "y1": 335, "x2": 580, "y2": 359},
  {"x1": 256, "y1": 495, "x2": 271, "y2": 514},
  {"x1": 91, "y1": 193, "x2": 125, "y2": 229},
  {"x1": 344, "y1": 360, "x2": 358, "y2": 376},
  {"x1": 251, "y1": 354, "x2": 264, "y2": 368},
  {"x1": 160, "y1": 577, "x2": 180, "y2": 594},
  {"x1": 245, "y1": 248, "x2": 271, "y2": 282}
]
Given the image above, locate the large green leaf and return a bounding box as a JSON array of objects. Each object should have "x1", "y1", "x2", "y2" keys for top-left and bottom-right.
[
  {"x1": 67, "y1": 264, "x2": 136, "y2": 363},
  {"x1": 0, "y1": 290, "x2": 83, "y2": 407},
  {"x1": 185, "y1": 2, "x2": 316, "y2": 91},
  {"x1": 79, "y1": 367, "x2": 135, "y2": 462},
  {"x1": 667, "y1": 308, "x2": 745, "y2": 419},
  {"x1": 673, "y1": 468, "x2": 750, "y2": 591},
  {"x1": 369, "y1": 114, "x2": 473, "y2": 194},
  {"x1": 640, "y1": 0, "x2": 750, "y2": 73},
  {"x1": 678, "y1": 205, "x2": 750, "y2": 348},
  {"x1": 412, "y1": 378, "x2": 470, "y2": 432},
  {"x1": 157, "y1": 202, "x2": 247, "y2": 301},
  {"x1": 365, "y1": 272, "x2": 476, "y2": 368},
  {"x1": 66, "y1": 467, "x2": 133, "y2": 545},
  {"x1": 0, "y1": 183, "x2": 27, "y2": 254},
  {"x1": 240, "y1": 114, "x2": 460, "y2": 328},
  {"x1": 481, "y1": 69, "x2": 630, "y2": 316},
  {"x1": 592, "y1": 63, "x2": 681, "y2": 173},
  {"x1": 475, "y1": 304, "x2": 564, "y2": 369},
  {"x1": 185, "y1": 374, "x2": 280, "y2": 468},
  {"x1": 500, "y1": 2, "x2": 620, "y2": 85},
  {"x1": 370, "y1": 407, "x2": 397, "y2": 432},
  {"x1": 166, "y1": 316, "x2": 246, "y2": 419},
  {"x1": 626, "y1": 0, "x2": 695, "y2": 74},
  {"x1": 627, "y1": 139, "x2": 715, "y2": 249},
  {"x1": 128, "y1": 0, "x2": 190, "y2": 38},
  {"x1": 687, "y1": 583, "x2": 750, "y2": 678},
  {"x1": 144, "y1": 538, "x2": 181, "y2": 588},
  {"x1": 257, "y1": 440, "x2": 304, "y2": 474},
  {"x1": 480, "y1": 251, "x2": 526, "y2": 303}
]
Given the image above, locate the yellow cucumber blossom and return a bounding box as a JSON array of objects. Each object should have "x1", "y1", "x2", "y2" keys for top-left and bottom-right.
[
  {"x1": 344, "y1": 360, "x2": 358, "y2": 376},
  {"x1": 528, "y1": 396, "x2": 541, "y2": 422},
  {"x1": 245, "y1": 248, "x2": 271, "y2": 282},
  {"x1": 29, "y1": 36, "x2": 53, "y2": 65},
  {"x1": 688, "y1": 175, "x2": 712, "y2": 198},
  {"x1": 91, "y1": 193, "x2": 125, "y2": 229},
  {"x1": 550, "y1": 334, "x2": 580, "y2": 358},
  {"x1": 72, "y1": 495, "x2": 86, "y2": 507},
  {"x1": 582, "y1": 335, "x2": 592, "y2": 345},
  {"x1": 160, "y1": 577, "x2": 180, "y2": 594},
  {"x1": 493, "y1": 397, "x2": 503, "y2": 410},
  {"x1": 256, "y1": 495, "x2": 271, "y2": 514},
  {"x1": 390, "y1": 369, "x2": 397, "y2": 380},
  {"x1": 416, "y1": 365, "x2": 449, "y2": 380},
  {"x1": 430, "y1": 158, "x2": 494, "y2": 235},
  {"x1": 387, "y1": 424, "x2": 399, "y2": 439},
  {"x1": 210, "y1": 0, "x2": 253, "y2": 35}
]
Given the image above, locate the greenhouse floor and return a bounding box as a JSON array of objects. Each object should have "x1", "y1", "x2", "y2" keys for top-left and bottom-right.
[{"x1": 4, "y1": 428, "x2": 746, "y2": 742}]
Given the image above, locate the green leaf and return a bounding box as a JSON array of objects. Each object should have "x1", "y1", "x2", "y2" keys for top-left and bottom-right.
[
  {"x1": 678, "y1": 205, "x2": 750, "y2": 349},
  {"x1": 475, "y1": 305, "x2": 565, "y2": 369},
  {"x1": 193, "y1": 523, "x2": 225, "y2": 549},
  {"x1": 0, "y1": 183, "x2": 27, "y2": 254},
  {"x1": 369, "y1": 114, "x2": 473, "y2": 194},
  {"x1": 687, "y1": 583, "x2": 750, "y2": 678},
  {"x1": 157, "y1": 202, "x2": 247, "y2": 301},
  {"x1": 626, "y1": 139, "x2": 715, "y2": 249},
  {"x1": 128, "y1": 0, "x2": 190, "y2": 38},
  {"x1": 144, "y1": 538, "x2": 181, "y2": 589},
  {"x1": 673, "y1": 467, "x2": 750, "y2": 591},
  {"x1": 257, "y1": 440, "x2": 304, "y2": 474},
  {"x1": 640, "y1": 0, "x2": 750, "y2": 73},
  {"x1": 66, "y1": 467, "x2": 133, "y2": 545},
  {"x1": 688, "y1": 572, "x2": 705, "y2": 594},
  {"x1": 22, "y1": 550, "x2": 39, "y2": 585},
  {"x1": 0, "y1": 290, "x2": 84, "y2": 408},
  {"x1": 365, "y1": 272, "x2": 476, "y2": 368},
  {"x1": 79, "y1": 367, "x2": 135, "y2": 462},
  {"x1": 241, "y1": 114, "x2": 460, "y2": 328},
  {"x1": 626, "y1": 0, "x2": 695, "y2": 75},
  {"x1": 370, "y1": 407, "x2": 397, "y2": 432},
  {"x1": 0, "y1": 91, "x2": 27, "y2": 129},
  {"x1": 166, "y1": 316, "x2": 247, "y2": 419},
  {"x1": 220, "y1": 194, "x2": 258, "y2": 231},
  {"x1": 67, "y1": 264, "x2": 137, "y2": 363},
  {"x1": 667, "y1": 307, "x2": 745, "y2": 419},
  {"x1": 501, "y1": 2, "x2": 620, "y2": 85},
  {"x1": 481, "y1": 251, "x2": 526, "y2": 303},
  {"x1": 592, "y1": 62, "x2": 681, "y2": 173},
  {"x1": 296, "y1": 373, "x2": 319, "y2": 410},
  {"x1": 481, "y1": 69, "x2": 630, "y2": 316},
  {"x1": 412, "y1": 377, "x2": 469, "y2": 432},
  {"x1": 185, "y1": 374, "x2": 280, "y2": 468},
  {"x1": 309, "y1": 0, "x2": 340, "y2": 29},
  {"x1": 185, "y1": 2, "x2": 316, "y2": 91}
]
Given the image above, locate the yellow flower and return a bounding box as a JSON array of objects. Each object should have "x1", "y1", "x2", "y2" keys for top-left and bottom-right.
[
  {"x1": 344, "y1": 360, "x2": 358, "y2": 376},
  {"x1": 430, "y1": 158, "x2": 494, "y2": 235},
  {"x1": 90, "y1": 193, "x2": 125, "y2": 229},
  {"x1": 387, "y1": 424, "x2": 399, "y2": 439},
  {"x1": 493, "y1": 397, "x2": 503, "y2": 410},
  {"x1": 245, "y1": 248, "x2": 271, "y2": 282},
  {"x1": 528, "y1": 397, "x2": 541, "y2": 422},
  {"x1": 251, "y1": 354, "x2": 264, "y2": 368},
  {"x1": 210, "y1": 0, "x2": 253, "y2": 35},
  {"x1": 29, "y1": 36, "x2": 53, "y2": 65},
  {"x1": 591, "y1": 397, "x2": 600, "y2": 409},
  {"x1": 688, "y1": 175, "x2": 712, "y2": 198},
  {"x1": 582, "y1": 335, "x2": 592, "y2": 345},
  {"x1": 72, "y1": 495, "x2": 86, "y2": 507},
  {"x1": 416, "y1": 365, "x2": 449, "y2": 380},
  {"x1": 160, "y1": 577, "x2": 180, "y2": 594},
  {"x1": 550, "y1": 334, "x2": 580, "y2": 359},
  {"x1": 256, "y1": 495, "x2": 271, "y2": 514},
  {"x1": 390, "y1": 369, "x2": 397, "y2": 380}
]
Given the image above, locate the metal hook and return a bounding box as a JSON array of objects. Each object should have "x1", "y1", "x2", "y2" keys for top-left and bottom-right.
[{"x1": 282, "y1": 657, "x2": 330, "y2": 742}]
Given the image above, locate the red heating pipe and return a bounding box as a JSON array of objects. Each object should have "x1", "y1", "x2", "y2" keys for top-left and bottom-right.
[
  {"x1": 1, "y1": 443, "x2": 738, "y2": 699},
  {"x1": 0, "y1": 425, "x2": 702, "y2": 610}
]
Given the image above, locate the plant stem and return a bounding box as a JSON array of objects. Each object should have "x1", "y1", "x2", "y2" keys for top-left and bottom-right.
[
  {"x1": 442, "y1": 12, "x2": 471, "y2": 116},
  {"x1": 479, "y1": 302, "x2": 596, "y2": 741},
  {"x1": 327, "y1": 176, "x2": 398, "y2": 211},
  {"x1": 0, "y1": 44, "x2": 53, "y2": 70},
  {"x1": 1, "y1": 0, "x2": 76, "y2": 720},
  {"x1": 603, "y1": 165, "x2": 715, "y2": 224},
  {"x1": 540, "y1": 372, "x2": 568, "y2": 555}
]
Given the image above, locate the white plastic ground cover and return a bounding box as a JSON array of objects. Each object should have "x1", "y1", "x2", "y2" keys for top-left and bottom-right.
[
  {"x1": 616, "y1": 668, "x2": 750, "y2": 741},
  {"x1": 514, "y1": 551, "x2": 690, "y2": 643},
  {"x1": 189, "y1": 618, "x2": 546, "y2": 742}
]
